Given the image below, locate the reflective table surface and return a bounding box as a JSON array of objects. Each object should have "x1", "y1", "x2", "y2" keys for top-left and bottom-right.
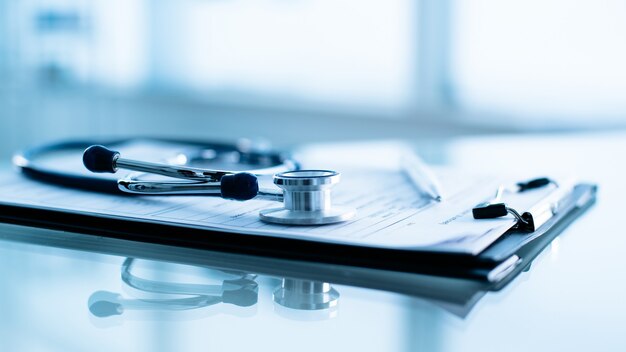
[{"x1": 1, "y1": 132, "x2": 624, "y2": 352}]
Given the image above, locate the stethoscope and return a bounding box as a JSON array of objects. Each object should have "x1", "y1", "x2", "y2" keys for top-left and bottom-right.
[
  {"x1": 88, "y1": 258, "x2": 340, "y2": 318},
  {"x1": 13, "y1": 139, "x2": 356, "y2": 225},
  {"x1": 88, "y1": 258, "x2": 259, "y2": 318}
]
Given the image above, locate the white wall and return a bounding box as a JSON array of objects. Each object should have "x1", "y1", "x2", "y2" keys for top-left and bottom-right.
[{"x1": 0, "y1": 86, "x2": 518, "y2": 163}]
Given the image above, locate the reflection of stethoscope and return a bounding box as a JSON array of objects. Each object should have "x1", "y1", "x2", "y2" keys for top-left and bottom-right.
[
  {"x1": 13, "y1": 139, "x2": 356, "y2": 225},
  {"x1": 88, "y1": 258, "x2": 340, "y2": 318},
  {"x1": 88, "y1": 258, "x2": 259, "y2": 317}
]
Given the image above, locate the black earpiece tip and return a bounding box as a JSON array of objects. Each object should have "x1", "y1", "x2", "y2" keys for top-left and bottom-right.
[
  {"x1": 517, "y1": 177, "x2": 552, "y2": 192},
  {"x1": 87, "y1": 290, "x2": 124, "y2": 317},
  {"x1": 89, "y1": 300, "x2": 124, "y2": 318},
  {"x1": 83, "y1": 145, "x2": 120, "y2": 173},
  {"x1": 220, "y1": 173, "x2": 259, "y2": 201},
  {"x1": 222, "y1": 287, "x2": 259, "y2": 307},
  {"x1": 473, "y1": 203, "x2": 508, "y2": 219}
]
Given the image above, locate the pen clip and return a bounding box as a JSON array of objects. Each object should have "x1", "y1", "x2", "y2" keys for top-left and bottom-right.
[
  {"x1": 472, "y1": 203, "x2": 531, "y2": 230},
  {"x1": 472, "y1": 177, "x2": 558, "y2": 232}
]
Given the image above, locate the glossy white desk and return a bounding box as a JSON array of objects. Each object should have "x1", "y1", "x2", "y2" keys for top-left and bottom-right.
[{"x1": 0, "y1": 132, "x2": 623, "y2": 352}]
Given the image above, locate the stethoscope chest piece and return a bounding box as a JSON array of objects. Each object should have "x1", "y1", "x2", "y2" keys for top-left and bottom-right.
[
  {"x1": 273, "y1": 278, "x2": 339, "y2": 310},
  {"x1": 259, "y1": 170, "x2": 356, "y2": 225}
]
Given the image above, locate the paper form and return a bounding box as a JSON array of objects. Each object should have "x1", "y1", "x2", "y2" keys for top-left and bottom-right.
[{"x1": 0, "y1": 140, "x2": 566, "y2": 254}]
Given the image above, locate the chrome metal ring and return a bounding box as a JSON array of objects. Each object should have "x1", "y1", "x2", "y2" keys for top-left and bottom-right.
[{"x1": 259, "y1": 169, "x2": 356, "y2": 225}]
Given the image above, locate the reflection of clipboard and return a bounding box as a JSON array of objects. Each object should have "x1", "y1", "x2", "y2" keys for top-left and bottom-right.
[{"x1": 0, "y1": 172, "x2": 596, "y2": 287}]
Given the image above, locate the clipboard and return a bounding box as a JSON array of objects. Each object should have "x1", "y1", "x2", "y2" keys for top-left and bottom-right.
[{"x1": 0, "y1": 174, "x2": 596, "y2": 287}]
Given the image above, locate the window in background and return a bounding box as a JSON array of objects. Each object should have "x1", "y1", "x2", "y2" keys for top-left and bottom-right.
[
  {"x1": 89, "y1": 0, "x2": 147, "y2": 89},
  {"x1": 5, "y1": 0, "x2": 625, "y2": 129},
  {"x1": 147, "y1": 0, "x2": 417, "y2": 113},
  {"x1": 451, "y1": 0, "x2": 626, "y2": 126},
  {"x1": 1, "y1": 0, "x2": 421, "y2": 114},
  {"x1": 0, "y1": 0, "x2": 147, "y2": 89}
]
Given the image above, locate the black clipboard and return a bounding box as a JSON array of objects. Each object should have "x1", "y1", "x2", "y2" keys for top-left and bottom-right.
[{"x1": 0, "y1": 179, "x2": 596, "y2": 286}]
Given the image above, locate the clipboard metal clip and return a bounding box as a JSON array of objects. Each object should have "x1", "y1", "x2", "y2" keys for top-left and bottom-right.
[{"x1": 472, "y1": 177, "x2": 558, "y2": 232}]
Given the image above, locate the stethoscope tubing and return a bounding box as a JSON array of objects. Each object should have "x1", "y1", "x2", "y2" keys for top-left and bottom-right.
[
  {"x1": 14, "y1": 139, "x2": 129, "y2": 194},
  {"x1": 14, "y1": 138, "x2": 297, "y2": 196}
]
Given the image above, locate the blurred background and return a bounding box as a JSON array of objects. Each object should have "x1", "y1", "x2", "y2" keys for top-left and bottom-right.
[{"x1": 0, "y1": 0, "x2": 625, "y2": 160}]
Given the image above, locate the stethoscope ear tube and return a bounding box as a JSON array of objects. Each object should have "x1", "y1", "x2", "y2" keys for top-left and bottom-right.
[
  {"x1": 118, "y1": 172, "x2": 260, "y2": 201},
  {"x1": 84, "y1": 145, "x2": 260, "y2": 201},
  {"x1": 15, "y1": 140, "x2": 130, "y2": 194},
  {"x1": 18, "y1": 164, "x2": 122, "y2": 194}
]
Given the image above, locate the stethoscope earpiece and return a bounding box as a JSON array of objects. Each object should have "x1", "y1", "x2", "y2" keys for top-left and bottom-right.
[
  {"x1": 83, "y1": 145, "x2": 120, "y2": 173},
  {"x1": 219, "y1": 172, "x2": 259, "y2": 201},
  {"x1": 88, "y1": 291, "x2": 124, "y2": 317}
]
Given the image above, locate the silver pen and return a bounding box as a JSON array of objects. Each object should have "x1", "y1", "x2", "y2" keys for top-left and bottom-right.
[{"x1": 401, "y1": 151, "x2": 444, "y2": 202}]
